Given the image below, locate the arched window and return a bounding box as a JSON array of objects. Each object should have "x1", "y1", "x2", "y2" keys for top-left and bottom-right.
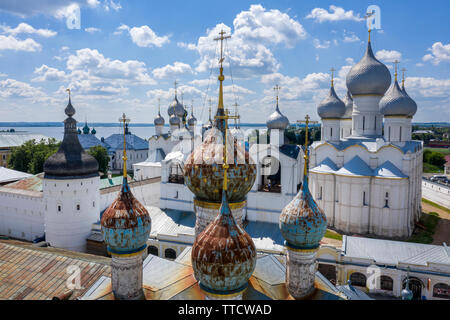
[
  {"x1": 433, "y1": 283, "x2": 450, "y2": 299},
  {"x1": 259, "y1": 155, "x2": 281, "y2": 193},
  {"x1": 165, "y1": 248, "x2": 177, "y2": 260},
  {"x1": 168, "y1": 161, "x2": 184, "y2": 184},
  {"x1": 148, "y1": 246, "x2": 158, "y2": 256},
  {"x1": 384, "y1": 192, "x2": 389, "y2": 208},
  {"x1": 350, "y1": 272, "x2": 366, "y2": 287},
  {"x1": 380, "y1": 275, "x2": 393, "y2": 291}
]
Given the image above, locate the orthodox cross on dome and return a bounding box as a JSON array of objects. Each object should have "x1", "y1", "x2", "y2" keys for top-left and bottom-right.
[
  {"x1": 364, "y1": 11, "x2": 374, "y2": 42},
  {"x1": 297, "y1": 115, "x2": 318, "y2": 177},
  {"x1": 158, "y1": 98, "x2": 161, "y2": 114},
  {"x1": 274, "y1": 84, "x2": 281, "y2": 105},
  {"x1": 393, "y1": 60, "x2": 400, "y2": 81},
  {"x1": 329, "y1": 68, "x2": 336, "y2": 87},
  {"x1": 118, "y1": 113, "x2": 130, "y2": 178},
  {"x1": 401, "y1": 68, "x2": 407, "y2": 88},
  {"x1": 214, "y1": 29, "x2": 231, "y2": 69},
  {"x1": 214, "y1": 29, "x2": 231, "y2": 113},
  {"x1": 66, "y1": 88, "x2": 71, "y2": 99},
  {"x1": 174, "y1": 80, "x2": 178, "y2": 97},
  {"x1": 232, "y1": 101, "x2": 240, "y2": 127}
]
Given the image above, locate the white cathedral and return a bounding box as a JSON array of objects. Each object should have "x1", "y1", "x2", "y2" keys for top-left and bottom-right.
[{"x1": 309, "y1": 33, "x2": 422, "y2": 238}]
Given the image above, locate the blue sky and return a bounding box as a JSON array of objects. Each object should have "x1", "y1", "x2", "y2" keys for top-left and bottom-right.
[{"x1": 0, "y1": 0, "x2": 448, "y2": 123}]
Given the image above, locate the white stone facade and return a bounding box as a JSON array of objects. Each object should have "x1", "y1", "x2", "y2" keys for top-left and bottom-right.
[
  {"x1": 310, "y1": 92, "x2": 423, "y2": 238},
  {"x1": 0, "y1": 187, "x2": 44, "y2": 241},
  {"x1": 43, "y1": 176, "x2": 100, "y2": 252}
]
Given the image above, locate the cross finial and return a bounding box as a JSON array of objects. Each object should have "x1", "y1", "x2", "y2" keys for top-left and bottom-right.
[
  {"x1": 274, "y1": 84, "x2": 281, "y2": 105},
  {"x1": 66, "y1": 88, "x2": 71, "y2": 99},
  {"x1": 214, "y1": 29, "x2": 231, "y2": 69},
  {"x1": 174, "y1": 80, "x2": 178, "y2": 96},
  {"x1": 393, "y1": 60, "x2": 400, "y2": 82},
  {"x1": 401, "y1": 67, "x2": 407, "y2": 88},
  {"x1": 330, "y1": 68, "x2": 336, "y2": 87},
  {"x1": 158, "y1": 98, "x2": 161, "y2": 114},
  {"x1": 296, "y1": 114, "x2": 318, "y2": 177},
  {"x1": 118, "y1": 113, "x2": 130, "y2": 179},
  {"x1": 364, "y1": 11, "x2": 374, "y2": 42}
]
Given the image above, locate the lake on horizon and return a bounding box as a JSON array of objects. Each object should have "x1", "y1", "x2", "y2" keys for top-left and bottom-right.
[{"x1": 0, "y1": 124, "x2": 268, "y2": 141}]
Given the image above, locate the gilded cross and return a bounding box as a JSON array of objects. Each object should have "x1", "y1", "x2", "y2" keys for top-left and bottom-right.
[
  {"x1": 174, "y1": 80, "x2": 178, "y2": 96},
  {"x1": 297, "y1": 115, "x2": 319, "y2": 176},
  {"x1": 330, "y1": 68, "x2": 336, "y2": 87},
  {"x1": 401, "y1": 68, "x2": 407, "y2": 87},
  {"x1": 214, "y1": 29, "x2": 231, "y2": 68},
  {"x1": 364, "y1": 11, "x2": 374, "y2": 41},
  {"x1": 274, "y1": 84, "x2": 281, "y2": 104},
  {"x1": 118, "y1": 113, "x2": 130, "y2": 178},
  {"x1": 393, "y1": 60, "x2": 400, "y2": 81}
]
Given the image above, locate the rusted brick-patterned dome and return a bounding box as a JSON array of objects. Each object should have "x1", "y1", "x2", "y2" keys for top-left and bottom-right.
[
  {"x1": 191, "y1": 190, "x2": 257, "y2": 293},
  {"x1": 279, "y1": 176, "x2": 327, "y2": 249},
  {"x1": 101, "y1": 177, "x2": 151, "y2": 254},
  {"x1": 184, "y1": 127, "x2": 256, "y2": 203}
]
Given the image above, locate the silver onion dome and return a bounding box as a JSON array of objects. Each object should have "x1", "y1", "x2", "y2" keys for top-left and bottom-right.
[
  {"x1": 169, "y1": 114, "x2": 180, "y2": 126},
  {"x1": 346, "y1": 41, "x2": 391, "y2": 96},
  {"x1": 154, "y1": 112, "x2": 165, "y2": 126},
  {"x1": 168, "y1": 95, "x2": 186, "y2": 118},
  {"x1": 187, "y1": 115, "x2": 197, "y2": 127},
  {"x1": 379, "y1": 80, "x2": 417, "y2": 117},
  {"x1": 267, "y1": 103, "x2": 290, "y2": 130},
  {"x1": 342, "y1": 91, "x2": 353, "y2": 119},
  {"x1": 401, "y1": 84, "x2": 417, "y2": 116},
  {"x1": 317, "y1": 86, "x2": 346, "y2": 119}
]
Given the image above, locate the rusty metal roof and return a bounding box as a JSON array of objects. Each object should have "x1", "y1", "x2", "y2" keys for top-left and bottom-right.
[
  {"x1": 82, "y1": 247, "x2": 345, "y2": 300},
  {"x1": 0, "y1": 240, "x2": 110, "y2": 300},
  {"x1": 2, "y1": 173, "x2": 44, "y2": 192}
]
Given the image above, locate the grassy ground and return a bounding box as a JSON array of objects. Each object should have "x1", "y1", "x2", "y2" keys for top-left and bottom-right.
[
  {"x1": 423, "y1": 163, "x2": 444, "y2": 173},
  {"x1": 408, "y1": 211, "x2": 440, "y2": 244},
  {"x1": 424, "y1": 147, "x2": 450, "y2": 155},
  {"x1": 324, "y1": 229, "x2": 343, "y2": 241},
  {"x1": 422, "y1": 198, "x2": 450, "y2": 214}
]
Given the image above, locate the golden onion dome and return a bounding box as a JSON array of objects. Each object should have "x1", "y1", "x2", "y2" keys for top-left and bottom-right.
[{"x1": 184, "y1": 127, "x2": 256, "y2": 203}]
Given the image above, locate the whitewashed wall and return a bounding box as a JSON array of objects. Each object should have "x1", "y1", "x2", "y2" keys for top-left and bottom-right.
[{"x1": 0, "y1": 188, "x2": 44, "y2": 241}]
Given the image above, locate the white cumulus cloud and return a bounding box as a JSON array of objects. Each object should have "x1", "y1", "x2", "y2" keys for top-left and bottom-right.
[
  {"x1": 306, "y1": 5, "x2": 364, "y2": 23},
  {"x1": 125, "y1": 25, "x2": 170, "y2": 48},
  {"x1": 0, "y1": 35, "x2": 41, "y2": 52},
  {"x1": 152, "y1": 62, "x2": 193, "y2": 79},
  {"x1": 422, "y1": 42, "x2": 450, "y2": 65},
  {"x1": 184, "y1": 5, "x2": 307, "y2": 77},
  {"x1": 0, "y1": 23, "x2": 57, "y2": 37},
  {"x1": 375, "y1": 49, "x2": 402, "y2": 63},
  {"x1": 32, "y1": 65, "x2": 67, "y2": 82}
]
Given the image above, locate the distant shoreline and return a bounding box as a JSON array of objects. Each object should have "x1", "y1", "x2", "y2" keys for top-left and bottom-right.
[{"x1": 0, "y1": 122, "x2": 448, "y2": 128}]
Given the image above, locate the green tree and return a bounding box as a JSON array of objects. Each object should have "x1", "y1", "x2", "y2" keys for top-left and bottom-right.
[
  {"x1": 7, "y1": 138, "x2": 60, "y2": 174},
  {"x1": 88, "y1": 145, "x2": 110, "y2": 176},
  {"x1": 428, "y1": 152, "x2": 445, "y2": 167}
]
